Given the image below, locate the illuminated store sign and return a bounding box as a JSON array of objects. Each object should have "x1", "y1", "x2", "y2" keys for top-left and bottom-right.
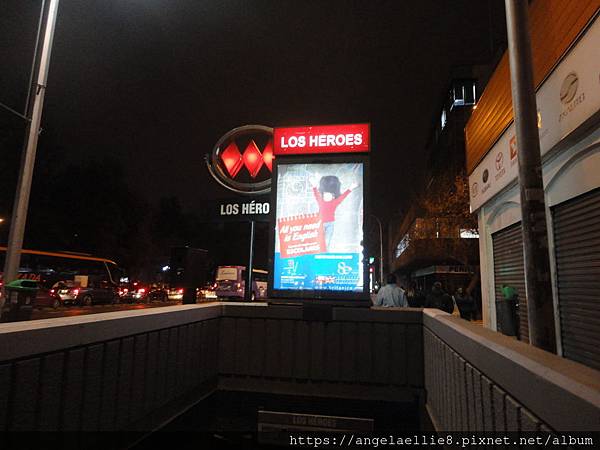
[{"x1": 273, "y1": 123, "x2": 370, "y2": 155}]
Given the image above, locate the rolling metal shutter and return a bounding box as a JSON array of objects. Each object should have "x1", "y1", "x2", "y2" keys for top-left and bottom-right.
[
  {"x1": 492, "y1": 223, "x2": 529, "y2": 343},
  {"x1": 553, "y1": 188, "x2": 600, "y2": 370}
]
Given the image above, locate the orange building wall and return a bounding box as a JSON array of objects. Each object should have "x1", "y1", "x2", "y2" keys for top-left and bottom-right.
[{"x1": 465, "y1": 0, "x2": 600, "y2": 174}]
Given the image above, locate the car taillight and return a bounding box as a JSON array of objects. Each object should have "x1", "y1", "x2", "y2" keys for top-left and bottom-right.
[
  {"x1": 50, "y1": 289, "x2": 55, "y2": 294},
  {"x1": 177, "y1": 288, "x2": 184, "y2": 294},
  {"x1": 138, "y1": 288, "x2": 146, "y2": 294},
  {"x1": 71, "y1": 289, "x2": 79, "y2": 296}
]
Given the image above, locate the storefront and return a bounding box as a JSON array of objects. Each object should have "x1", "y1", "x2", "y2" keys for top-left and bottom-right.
[{"x1": 468, "y1": 10, "x2": 600, "y2": 370}]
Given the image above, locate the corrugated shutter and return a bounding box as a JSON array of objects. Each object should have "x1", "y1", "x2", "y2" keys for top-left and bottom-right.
[
  {"x1": 492, "y1": 224, "x2": 529, "y2": 342},
  {"x1": 553, "y1": 188, "x2": 600, "y2": 370}
]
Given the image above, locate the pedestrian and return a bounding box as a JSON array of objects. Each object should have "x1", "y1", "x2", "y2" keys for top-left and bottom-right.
[
  {"x1": 453, "y1": 287, "x2": 475, "y2": 320},
  {"x1": 374, "y1": 274, "x2": 408, "y2": 307},
  {"x1": 425, "y1": 281, "x2": 453, "y2": 314},
  {"x1": 406, "y1": 281, "x2": 425, "y2": 307}
]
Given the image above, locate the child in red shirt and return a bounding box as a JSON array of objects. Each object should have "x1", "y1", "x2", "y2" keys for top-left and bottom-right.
[{"x1": 310, "y1": 175, "x2": 358, "y2": 251}]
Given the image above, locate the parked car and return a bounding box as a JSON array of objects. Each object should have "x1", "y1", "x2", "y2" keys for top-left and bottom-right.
[{"x1": 56, "y1": 280, "x2": 119, "y2": 306}]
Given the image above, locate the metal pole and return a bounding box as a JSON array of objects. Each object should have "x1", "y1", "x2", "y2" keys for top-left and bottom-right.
[
  {"x1": 245, "y1": 220, "x2": 255, "y2": 301},
  {"x1": 2, "y1": 0, "x2": 59, "y2": 289},
  {"x1": 504, "y1": 0, "x2": 556, "y2": 352},
  {"x1": 370, "y1": 214, "x2": 384, "y2": 286}
]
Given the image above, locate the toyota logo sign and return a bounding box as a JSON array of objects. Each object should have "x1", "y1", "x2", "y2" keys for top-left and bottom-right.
[{"x1": 206, "y1": 125, "x2": 274, "y2": 195}]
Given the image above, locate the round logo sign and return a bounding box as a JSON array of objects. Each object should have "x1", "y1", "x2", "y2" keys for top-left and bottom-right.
[
  {"x1": 206, "y1": 125, "x2": 274, "y2": 195},
  {"x1": 560, "y1": 72, "x2": 578, "y2": 105},
  {"x1": 482, "y1": 169, "x2": 489, "y2": 184},
  {"x1": 495, "y1": 152, "x2": 504, "y2": 171},
  {"x1": 471, "y1": 182, "x2": 479, "y2": 198}
]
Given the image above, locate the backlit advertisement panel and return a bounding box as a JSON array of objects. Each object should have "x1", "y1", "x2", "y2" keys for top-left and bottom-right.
[{"x1": 272, "y1": 161, "x2": 365, "y2": 295}]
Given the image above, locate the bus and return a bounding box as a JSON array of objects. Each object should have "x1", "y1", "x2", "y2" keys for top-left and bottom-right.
[
  {"x1": 0, "y1": 247, "x2": 122, "y2": 306},
  {"x1": 214, "y1": 265, "x2": 267, "y2": 301}
]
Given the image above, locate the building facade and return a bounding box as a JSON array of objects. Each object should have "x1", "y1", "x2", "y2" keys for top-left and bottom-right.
[
  {"x1": 389, "y1": 77, "x2": 481, "y2": 297},
  {"x1": 466, "y1": 0, "x2": 600, "y2": 370}
]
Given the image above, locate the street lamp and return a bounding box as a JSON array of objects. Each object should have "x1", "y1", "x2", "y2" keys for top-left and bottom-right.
[
  {"x1": 2, "y1": 0, "x2": 59, "y2": 287},
  {"x1": 369, "y1": 214, "x2": 384, "y2": 287}
]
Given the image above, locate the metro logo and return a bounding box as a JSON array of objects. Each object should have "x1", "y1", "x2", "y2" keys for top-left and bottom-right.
[{"x1": 274, "y1": 123, "x2": 370, "y2": 155}]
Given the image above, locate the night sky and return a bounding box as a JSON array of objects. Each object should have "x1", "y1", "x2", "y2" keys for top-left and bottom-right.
[{"x1": 1, "y1": 0, "x2": 507, "y2": 242}]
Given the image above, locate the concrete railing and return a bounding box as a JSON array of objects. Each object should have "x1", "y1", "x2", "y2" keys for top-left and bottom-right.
[
  {"x1": 218, "y1": 304, "x2": 424, "y2": 403},
  {"x1": 423, "y1": 309, "x2": 600, "y2": 432},
  {"x1": 0, "y1": 305, "x2": 221, "y2": 432},
  {"x1": 0, "y1": 303, "x2": 598, "y2": 434}
]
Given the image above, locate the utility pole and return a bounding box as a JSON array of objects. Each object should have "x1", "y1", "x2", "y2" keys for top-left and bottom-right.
[
  {"x1": 3, "y1": 0, "x2": 60, "y2": 287},
  {"x1": 245, "y1": 220, "x2": 255, "y2": 301},
  {"x1": 504, "y1": 0, "x2": 556, "y2": 352}
]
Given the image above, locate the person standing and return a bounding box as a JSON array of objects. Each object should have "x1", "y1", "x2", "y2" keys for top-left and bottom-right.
[
  {"x1": 374, "y1": 274, "x2": 408, "y2": 307},
  {"x1": 406, "y1": 281, "x2": 426, "y2": 307},
  {"x1": 425, "y1": 281, "x2": 453, "y2": 314},
  {"x1": 453, "y1": 287, "x2": 475, "y2": 320}
]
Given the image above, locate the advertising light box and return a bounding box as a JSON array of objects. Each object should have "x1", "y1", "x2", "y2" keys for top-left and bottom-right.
[{"x1": 270, "y1": 158, "x2": 368, "y2": 302}]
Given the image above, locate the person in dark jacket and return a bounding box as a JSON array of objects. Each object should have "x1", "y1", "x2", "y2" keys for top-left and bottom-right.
[
  {"x1": 406, "y1": 281, "x2": 425, "y2": 307},
  {"x1": 425, "y1": 281, "x2": 453, "y2": 313},
  {"x1": 453, "y1": 287, "x2": 475, "y2": 320}
]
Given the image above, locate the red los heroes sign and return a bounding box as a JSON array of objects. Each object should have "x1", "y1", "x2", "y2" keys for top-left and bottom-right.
[{"x1": 273, "y1": 123, "x2": 370, "y2": 155}]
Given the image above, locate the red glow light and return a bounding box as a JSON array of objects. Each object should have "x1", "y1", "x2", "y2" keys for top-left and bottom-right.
[
  {"x1": 242, "y1": 140, "x2": 264, "y2": 178},
  {"x1": 262, "y1": 139, "x2": 274, "y2": 172},
  {"x1": 221, "y1": 142, "x2": 243, "y2": 178}
]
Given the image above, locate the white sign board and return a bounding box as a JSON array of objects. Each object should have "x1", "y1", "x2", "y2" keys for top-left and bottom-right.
[{"x1": 469, "y1": 16, "x2": 600, "y2": 212}]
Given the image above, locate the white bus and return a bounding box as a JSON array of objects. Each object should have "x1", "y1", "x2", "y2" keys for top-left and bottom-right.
[{"x1": 214, "y1": 266, "x2": 267, "y2": 301}]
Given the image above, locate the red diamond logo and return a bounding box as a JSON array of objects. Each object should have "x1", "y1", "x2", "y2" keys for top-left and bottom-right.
[
  {"x1": 221, "y1": 142, "x2": 243, "y2": 178},
  {"x1": 262, "y1": 139, "x2": 274, "y2": 172},
  {"x1": 242, "y1": 140, "x2": 264, "y2": 178}
]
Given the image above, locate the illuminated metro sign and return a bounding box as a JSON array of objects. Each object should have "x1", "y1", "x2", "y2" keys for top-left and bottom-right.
[
  {"x1": 273, "y1": 123, "x2": 370, "y2": 155},
  {"x1": 206, "y1": 125, "x2": 274, "y2": 195}
]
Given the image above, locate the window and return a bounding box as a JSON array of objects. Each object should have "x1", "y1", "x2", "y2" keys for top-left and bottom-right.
[{"x1": 450, "y1": 80, "x2": 477, "y2": 109}]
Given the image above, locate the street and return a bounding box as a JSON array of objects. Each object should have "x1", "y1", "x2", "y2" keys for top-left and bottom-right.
[{"x1": 30, "y1": 299, "x2": 197, "y2": 320}]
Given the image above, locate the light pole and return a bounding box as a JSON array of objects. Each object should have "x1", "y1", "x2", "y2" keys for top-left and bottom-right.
[
  {"x1": 369, "y1": 214, "x2": 384, "y2": 287},
  {"x1": 3, "y1": 0, "x2": 60, "y2": 287},
  {"x1": 504, "y1": 0, "x2": 555, "y2": 352}
]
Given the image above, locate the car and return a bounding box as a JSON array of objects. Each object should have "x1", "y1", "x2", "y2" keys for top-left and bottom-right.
[
  {"x1": 56, "y1": 280, "x2": 119, "y2": 306},
  {"x1": 0, "y1": 279, "x2": 62, "y2": 309},
  {"x1": 199, "y1": 283, "x2": 217, "y2": 301},
  {"x1": 168, "y1": 287, "x2": 184, "y2": 301},
  {"x1": 119, "y1": 282, "x2": 169, "y2": 303},
  {"x1": 28, "y1": 281, "x2": 62, "y2": 309},
  {"x1": 35, "y1": 284, "x2": 63, "y2": 309}
]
